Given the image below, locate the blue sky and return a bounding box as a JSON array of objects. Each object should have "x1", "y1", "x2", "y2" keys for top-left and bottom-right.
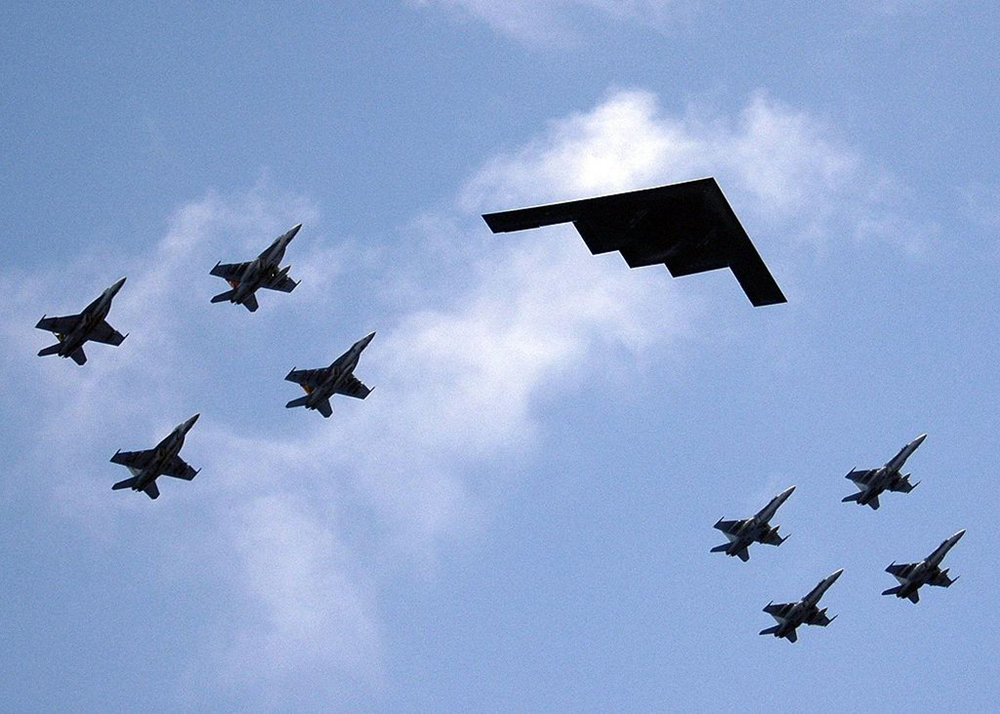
[{"x1": 2, "y1": 2, "x2": 998, "y2": 712}]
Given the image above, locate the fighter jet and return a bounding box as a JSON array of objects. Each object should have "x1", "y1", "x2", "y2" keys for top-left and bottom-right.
[
  {"x1": 35, "y1": 277, "x2": 128, "y2": 365},
  {"x1": 843, "y1": 433, "x2": 926, "y2": 510},
  {"x1": 883, "y1": 529, "x2": 965, "y2": 604},
  {"x1": 760, "y1": 569, "x2": 843, "y2": 643},
  {"x1": 210, "y1": 223, "x2": 301, "y2": 312},
  {"x1": 285, "y1": 332, "x2": 375, "y2": 418},
  {"x1": 110, "y1": 414, "x2": 201, "y2": 500},
  {"x1": 482, "y1": 178, "x2": 786, "y2": 307},
  {"x1": 711, "y1": 485, "x2": 795, "y2": 562}
]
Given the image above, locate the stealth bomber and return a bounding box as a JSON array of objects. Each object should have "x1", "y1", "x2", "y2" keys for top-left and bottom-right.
[
  {"x1": 883, "y1": 529, "x2": 965, "y2": 604},
  {"x1": 35, "y1": 277, "x2": 128, "y2": 365},
  {"x1": 843, "y1": 433, "x2": 925, "y2": 510},
  {"x1": 110, "y1": 414, "x2": 201, "y2": 500},
  {"x1": 210, "y1": 223, "x2": 301, "y2": 312},
  {"x1": 482, "y1": 177, "x2": 786, "y2": 307},
  {"x1": 711, "y1": 486, "x2": 794, "y2": 562},
  {"x1": 285, "y1": 332, "x2": 375, "y2": 418},
  {"x1": 760, "y1": 569, "x2": 843, "y2": 643}
]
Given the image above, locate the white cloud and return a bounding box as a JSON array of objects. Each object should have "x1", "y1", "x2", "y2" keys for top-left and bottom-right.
[
  {"x1": 463, "y1": 89, "x2": 931, "y2": 256},
  {"x1": 410, "y1": 0, "x2": 696, "y2": 45},
  {"x1": 2, "y1": 88, "x2": 929, "y2": 697}
]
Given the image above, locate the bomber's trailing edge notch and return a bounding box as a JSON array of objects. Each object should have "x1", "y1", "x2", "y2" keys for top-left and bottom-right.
[
  {"x1": 36, "y1": 277, "x2": 128, "y2": 365},
  {"x1": 712, "y1": 485, "x2": 794, "y2": 562},
  {"x1": 210, "y1": 223, "x2": 302, "y2": 312},
  {"x1": 883, "y1": 529, "x2": 965, "y2": 604},
  {"x1": 482, "y1": 178, "x2": 786, "y2": 307},
  {"x1": 760, "y1": 568, "x2": 843, "y2": 643},
  {"x1": 285, "y1": 331, "x2": 375, "y2": 418},
  {"x1": 110, "y1": 413, "x2": 201, "y2": 500},
  {"x1": 843, "y1": 433, "x2": 926, "y2": 511}
]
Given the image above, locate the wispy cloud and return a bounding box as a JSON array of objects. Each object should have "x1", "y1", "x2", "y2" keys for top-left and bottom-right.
[
  {"x1": 2, "y1": 88, "x2": 929, "y2": 699},
  {"x1": 410, "y1": 0, "x2": 698, "y2": 45}
]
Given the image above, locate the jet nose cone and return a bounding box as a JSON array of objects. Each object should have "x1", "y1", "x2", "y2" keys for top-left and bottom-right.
[
  {"x1": 287, "y1": 223, "x2": 302, "y2": 239},
  {"x1": 357, "y1": 331, "x2": 376, "y2": 349},
  {"x1": 952, "y1": 529, "x2": 966, "y2": 541},
  {"x1": 111, "y1": 276, "x2": 127, "y2": 292},
  {"x1": 829, "y1": 568, "x2": 845, "y2": 581},
  {"x1": 913, "y1": 433, "x2": 928, "y2": 446},
  {"x1": 184, "y1": 413, "x2": 200, "y2": 430},
  {"x1": 780, "y1": 485, "x2": 796, "y2": 499}
]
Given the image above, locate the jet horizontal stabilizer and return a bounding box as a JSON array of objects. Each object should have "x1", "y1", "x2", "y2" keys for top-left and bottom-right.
[
  {"x1": 759, "y1": 626, "x2": 780, "y2": 636},
  {"x1": 112, "y1": 477, "x2": 137, "y2": 491},
  {"x1": 211, "y1": 290, "x2": 236, "y2": 304}
]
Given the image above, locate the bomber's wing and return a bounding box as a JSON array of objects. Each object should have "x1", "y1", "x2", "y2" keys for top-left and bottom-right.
[
  {"x1": 162, "y1": 456, "x2": 198, "y2": 480},
  {"x1": 111, "y1": 449, "x2": 154, "y2": 472},
  {"x1": 713, "y1": 519, "x2": 745, "y2": 536},
  {"x1": 335, "y1": 374, "x2": 372, "y2": 400},
  {"x1": 210, "y1": 262, "x2": 250, "y2": 284},
  {"x1": 845, "y1": 468, "x2": 877, "y2": 485},
  {"x1": 88, "y1": 319, "x2": 127, "y2": 346},
  {"x1": 36, "y1": 314, "x2": 81, "y2": 334},
  {"x1": 803, "y1": 606, "x2": 836, "y2": 627},
  {"x1": 764, "y1": 602, "x2": 795, "y2": 621},
  {"x1": 285, "y1": 367, "x2": 327, "y2": 390},
  {"x1": 482, "y1": 178, "x2": 786, "y2": 307},
  {"x1": 260, "y1": 270, "x2": 298, "y2": 293}
]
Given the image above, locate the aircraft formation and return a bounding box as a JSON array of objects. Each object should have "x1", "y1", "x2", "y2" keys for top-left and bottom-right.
[
  {"x1": 34, "y1": 176, "x2": 964, "y2": 638},
  {"x1": 711, "y1": 434, "x2": 964, "y2": 642}
]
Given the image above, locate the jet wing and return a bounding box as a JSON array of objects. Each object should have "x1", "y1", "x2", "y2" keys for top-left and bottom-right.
[
  {"x1": 889, "y1": 477, "x2": 918, "y2": 493},
  {"x1": 928, "y1": 568, "x2": 957, "y2": 588},
  {"x1": 260, "y1": 272, "x2": 298, "y2": 293},
  {"x1": 845, "y1": 468, "x2": 877, "y2": 485},
  {"x1": 36, "y1": 314, "x2": 81, "y2": 334},
  {"x1": 210, "y1": 262, "x2": 250, "y2": 283},
  {"x1": 764, "y1": 602, "x2": 795, "y2": 620},
  {"x1": 88, "y1": 319, "x2": 127, "y2": 346},
  {"x1": 482, "y1": 178, "x2": 786, "y2": 307},
  {"x1": 111, "y1": 449, "x2": 154, "y2": 470},
  {"x1": 334, "y1": 375, "x2": 372, "y2": 400},
  {"x1": 804, "y1": 607, "x2": 836, "y2": 627},
  {"x1": 161, "y1": 456, "x2": 198, "y2": 480},
  {"x1": 713, "y1": 519, "x2": 745, "y2": 536},
  {"x1": 886, "y1": 562, "x2": 918, "y2": 578},
  {"x1": 285, "y1": 368, "x2": 327, "y2": 390},
  {"x1": 759, "y1": 529, "x2": 785, "y2": 546}
]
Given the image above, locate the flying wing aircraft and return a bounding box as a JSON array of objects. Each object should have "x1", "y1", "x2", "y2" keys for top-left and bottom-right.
[{"x1": 482, "y1": 178, "x2": 786, "y2": 307}]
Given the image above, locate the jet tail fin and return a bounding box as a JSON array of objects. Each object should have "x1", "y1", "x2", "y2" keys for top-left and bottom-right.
[
  {"x1": 69, "y1": 347, "x2": 87, "y2": 365},
  {"x1": 867, "y1": 495, "x2": 880, "y2": 510},
  {"x1": 316, "y1": 398, "x2": 333, "y2": 418},
  {"x1": 882, "y1": 586, "x2": 902, "y2": 597},
  {"x1": 759, "y1": 626, "x2": 780, "y2": 636},
  {"x1": 37, "y1": 343, "x2": 62, "y2": 357},
  {"x1": 736, "y1": 548, "x2": 750, "y2": 562},
  {"x1": 710, "y1": 544, "x2": 730, "y2": 554},
  {"x1": 211, "y1": 289, "x2": 236, "y2": 304},
  {"x1": 841, "y1": 492, "x2": 862, "y2": 503},
  {"x1": 286, "y1": 396, "x2": 309, "y2": 409},
  {"x1": 112, "y1": 477, "x2": 137, "y2": 491},
  {"x1": 907, "y1": 590, "x2": 919, "y2": 604},
  {"x1": 243, "y1": 293, "x2": 259, "y2": 312}
]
